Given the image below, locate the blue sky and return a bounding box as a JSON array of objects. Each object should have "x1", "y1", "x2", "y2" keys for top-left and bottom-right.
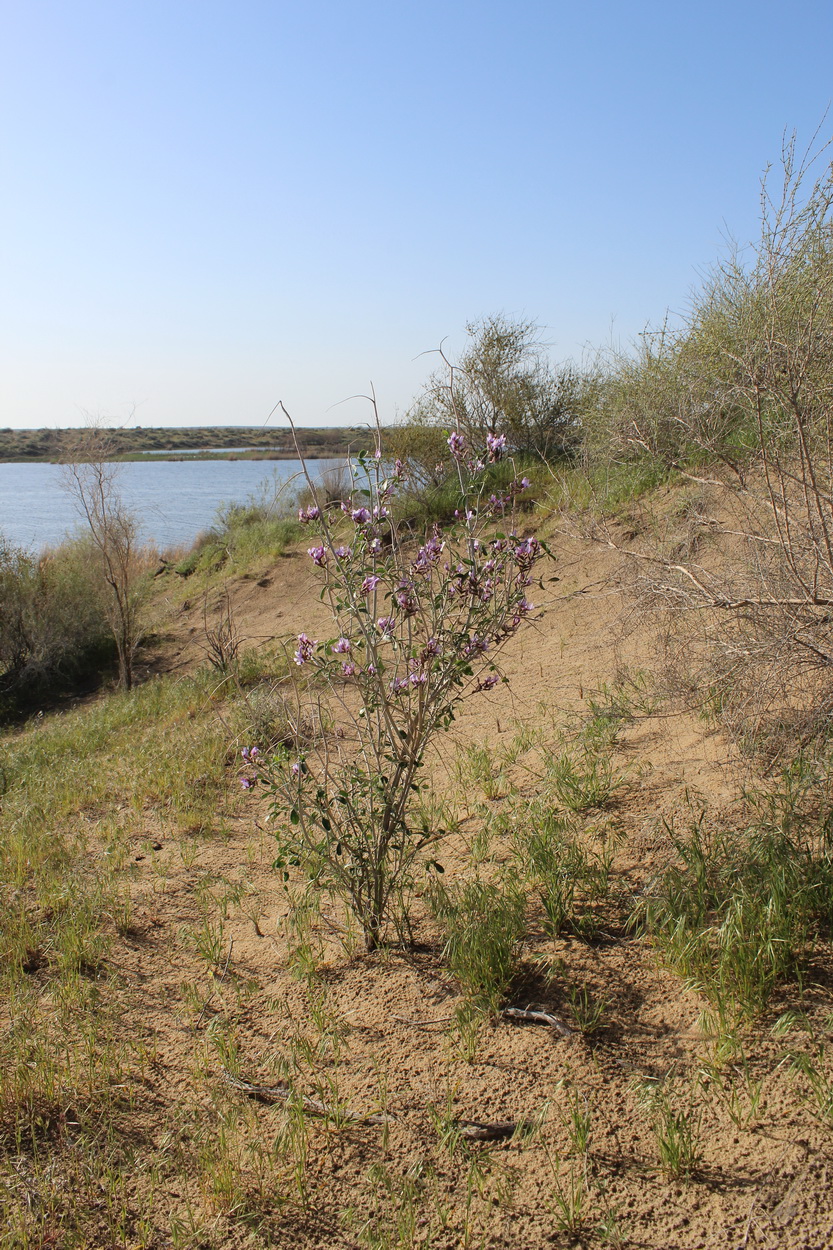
[{"x1": 2, "y1": 0, "x2": 832, "y2": 429}]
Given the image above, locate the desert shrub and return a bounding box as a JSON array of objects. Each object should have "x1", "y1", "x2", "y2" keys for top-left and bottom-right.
[
  {"x1": 214, "y1": 501, "x2": 302, "y2": 563},
  {"x1": 592, "y1": 134, "x2": 833, "y2": 753},
  {"x1": 391, "y1": 316, "x2": 593, "y2": 480},
  {"x1": 235, "y1": 681, "x2": 322, "y2": 753},
  {"x1": 174, "y1": 528, "x2": 225, "y2": 576},
  {"x1": 240, "y1": 410, "x2": 546, "y2": 950},
  {"x1": 0, "y1": 535, "x2": 112, "y2": 706},
  {"x1": 63, "y1": 437, "x2": 148, "y2": 690}
]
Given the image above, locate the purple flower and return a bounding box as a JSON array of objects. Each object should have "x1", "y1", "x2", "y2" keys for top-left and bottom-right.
[
  {"x1": 298, "y1": 505, "x2": 320, "y2": 523},
  {"x1": 421, "y1": 636, "x2": 441, "y2": 659},
  {"x1": 413, "y1": 530, "x2": 445, "y2": 577},
  {"x1": 361, "y1": 574, "x2": 381, "y2": 594},
  {"x1": 518, "y1": 477, "x2": 531, "y2": 491},
  {"x1": 240, "y1": 777, "x2": 253, "y2": 790},
  {"x1": 514, "y1": 537, "x2": 540, "y2": 570},
  {"x1": 291, "y1": 762, "x2": 301, "y2": 777},
  {"x1": 391, "y1": 676, "x2": 410, "y2": 694},
  {"x1": 463, "y1": 634, "x2": 490, "y2": 656},
  {"x1": 351, "y1": 506, "x2": 371, "y2": 524},
  {"x1": 409, "y1": 670, "x2": 428, "y2": 686},
  {"x1": 447, "y1": 431, "x2": 466, "y2": 458},
  {"x1": 294, "y1": 633, "x2": 316, "y2": 665},
  {"x1": 308, "y1": 545, "x2": 327, "y2": 566},
  {"x1": 517, "y1": 597, "x2": 534, "y2": 615},
  {"x1": 394, "y1": 458, "x2": 406, "y2": 479},
  {"x1": 333, "y1": 637, "x2": 351, "y2": 654},
  {"x1": 486, "y1": 432, "x2": 507, "y2": 461},
  {"x1": 479, "y1": 674, "x2": 499, "y2": 691},
  {"x1": 241, "y1": 747, "x2": 251, "y2": 762},
  {"x1": 250, "y1": 746, "x2": 260, "y2": 759},
  {"x1": 395, "y1": 584, "x2": 418, "y2": 615},
  {"x1": 366, "y1": 663, "x2": 378, "y2": 676},
  {"x1": 376, "y1": 616, "x2": 396, "y2": 638},
  {"x1": 341, "y1": 662, "x2": 358, "y2": 677},
  {"x1": 334, "y1": 545, "x2": 352, "y2": 560},
  {"x1": 368, "y1": 537, "x2": 383, "y2": 554},
  {"x1": 373, "y1": 505, "x2": 389, "y2": 520}
]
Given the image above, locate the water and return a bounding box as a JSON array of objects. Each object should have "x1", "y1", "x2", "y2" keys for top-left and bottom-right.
[{"x1": 0, "y1": 458, "x2": 346, "y2": 553}]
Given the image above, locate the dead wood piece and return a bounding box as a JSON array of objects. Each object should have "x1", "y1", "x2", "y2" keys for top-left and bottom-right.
[
  {"x1": 220, "y1": 1067, "x2": 393, "y2": 1126},
  {"x1": 455, "y1": 1118, "x2": 536, "y2": 1142},
  {"x1": 501, "y1": 1006, "x2": 575, "y2": 1037},
  {"x1": 391, "y1": 1013, "x2": 452, "y2": 1028}
]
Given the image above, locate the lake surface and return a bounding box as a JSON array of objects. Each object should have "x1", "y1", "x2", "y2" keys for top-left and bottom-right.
[{"x1": 0, "y1": 459, "x2": 346, "y2": 553}]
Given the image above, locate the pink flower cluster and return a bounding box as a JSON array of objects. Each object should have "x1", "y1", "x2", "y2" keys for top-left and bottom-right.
[
  {"x1": 486, "y1": 432, "x2": 507, "y2": 460},
  {"x1": 294, "y1": 633, "x2": 316, "y2": 665}
]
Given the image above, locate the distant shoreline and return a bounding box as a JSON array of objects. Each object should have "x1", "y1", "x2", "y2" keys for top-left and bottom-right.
[{"x1": 0, "y1": 425, "x2": 379, "y2": 464}]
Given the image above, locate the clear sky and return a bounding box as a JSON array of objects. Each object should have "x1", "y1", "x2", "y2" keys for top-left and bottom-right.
[{"x1": 2, "y1": 0, "x2": 832, "y2": 429}]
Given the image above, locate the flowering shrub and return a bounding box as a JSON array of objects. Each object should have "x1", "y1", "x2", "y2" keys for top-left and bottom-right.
[{"x1": 242, "y1": 422, "x2": 547, "y2": 950}]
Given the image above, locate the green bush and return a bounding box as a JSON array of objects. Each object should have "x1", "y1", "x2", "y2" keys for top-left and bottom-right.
[
  {"x1": 394, "y1": 456, "x2": 541, "y2": 532},
  {"x1": 0, "y1": 535, "x2": 112, "y2": 707},
  {"x1": 402, "y1": 316, "x2": 591, "y2": 462},
  {"x1": 175, "y1": 502, "x2": 303, "y2": 578}
]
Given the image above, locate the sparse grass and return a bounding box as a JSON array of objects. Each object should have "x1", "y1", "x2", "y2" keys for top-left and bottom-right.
[
  {"x1": 0, "y1": 668, "x2": 238, "y2": 1240},
  {"x1": 634, "y1": 1075, "x2": 704, "y2": 1179},
  {"x1": 430, "y1": 876, "x2": 527, "y2": 1015},
  {"x1": 546, "y1": 735, "x2": 627, "y2": 813},
  {"x1": 638, "y1": 778, "x2": 833, "y2": 1018}
]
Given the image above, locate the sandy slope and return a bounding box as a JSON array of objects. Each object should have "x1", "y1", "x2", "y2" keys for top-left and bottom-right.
[{"x1": 111, "y1": 519, "x2": 833, "y2": 1249}]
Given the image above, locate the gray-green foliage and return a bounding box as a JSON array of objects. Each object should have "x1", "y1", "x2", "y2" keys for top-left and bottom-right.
[
  {"x1": 175, "y1": 498, "x2": 302, "y2": 577},
  {"x1": 592, "y1": 136, "x2": 833, "y2": 477},
  {"x1": 394, "y1": 316, "x2": 592, "y2": 477},
  {"x1": 589, "y1": 136, "x2": 833, "y2": 747}
]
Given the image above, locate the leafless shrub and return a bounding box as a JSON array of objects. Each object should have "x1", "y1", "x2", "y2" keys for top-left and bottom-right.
[{"x1": 62, "y1": 426, "x2": 147, "y2": 690}]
